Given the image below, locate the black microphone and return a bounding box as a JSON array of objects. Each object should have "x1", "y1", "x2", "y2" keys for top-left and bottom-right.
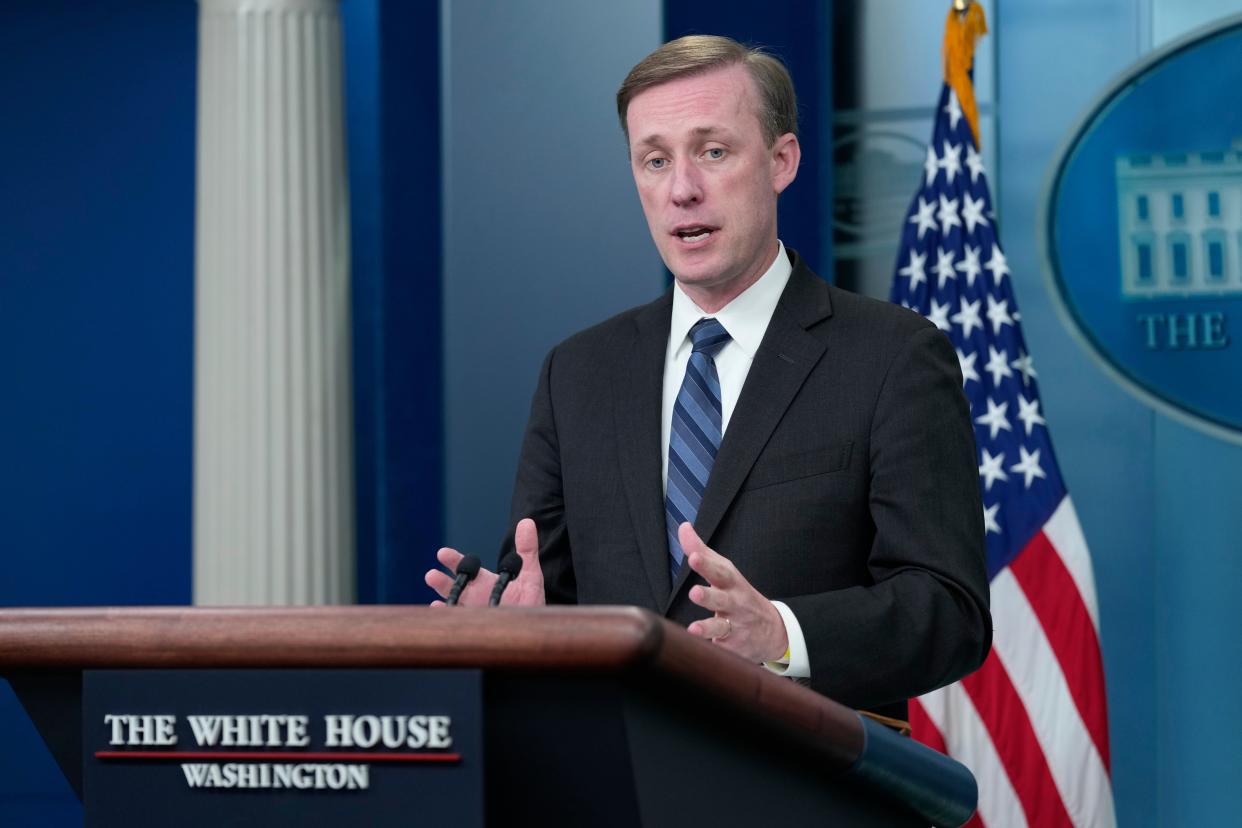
[
  {"x1": 446, "y1": 554, "x2": 482, "y2": 606},
  {"x1": 488, "y1": 552, "x2": 524, "y2": 607}
]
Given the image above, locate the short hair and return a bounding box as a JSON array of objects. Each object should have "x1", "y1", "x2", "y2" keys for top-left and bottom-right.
[{"x1": 616, "y1": 35, "x2": 798, "y2": 147}]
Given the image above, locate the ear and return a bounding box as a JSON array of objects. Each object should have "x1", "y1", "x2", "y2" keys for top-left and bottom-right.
[{"x1": 770, "y1": 133, "x2": 801, "y2": 195}]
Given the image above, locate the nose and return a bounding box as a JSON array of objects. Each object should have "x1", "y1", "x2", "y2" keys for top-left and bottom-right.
[{"x1": 670, "y1": 161, "x2": 703, "y2": 207}]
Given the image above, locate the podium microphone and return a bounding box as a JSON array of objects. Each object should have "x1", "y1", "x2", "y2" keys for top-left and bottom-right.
[
  {"x1": 488, "y1": 552, "x2": 523, "y2": 607},
  {"x1": 446, "y1": 555, "x2": 482, "y2": 606}
]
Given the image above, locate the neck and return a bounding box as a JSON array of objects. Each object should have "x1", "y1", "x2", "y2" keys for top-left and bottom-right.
[{"x1": 677, "y1": 239, "x2": 780, "y2": 314}]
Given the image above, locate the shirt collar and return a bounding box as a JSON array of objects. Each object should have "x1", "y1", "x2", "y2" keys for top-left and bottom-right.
[{"x1": 669, "y1": 241, "x2": 792, "y2": 359}]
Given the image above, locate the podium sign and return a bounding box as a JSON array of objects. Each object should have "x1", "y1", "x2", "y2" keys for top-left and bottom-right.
[{"x1": 82, "y1": 669, "x2": 482, "y2": 828}]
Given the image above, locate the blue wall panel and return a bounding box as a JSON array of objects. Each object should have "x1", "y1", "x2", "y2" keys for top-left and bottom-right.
[
  {"x1": 0, "y1": 0, "x2": 198, "y2": 822},
  {"x1": 1152, "y1": 421, "x2": 1242, "y2": 823},
  {"x1": 342, "y1": 0, "x2": 443, "y2": 603},
  {"x1": 442, "y1": 0, "x2": 664, "y2": 562},
  {"x1": 342, "y1": 0, "x2": 386, "y2": 602}
]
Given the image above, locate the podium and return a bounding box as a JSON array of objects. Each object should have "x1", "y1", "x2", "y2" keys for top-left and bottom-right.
[{"x1": 0, "y1": 606, "x2": 976, "y2": 826}]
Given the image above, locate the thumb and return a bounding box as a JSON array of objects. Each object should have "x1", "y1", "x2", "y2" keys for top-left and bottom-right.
[
  {"x1": 505, "y1": 517, "x2": 547, "y2": 606},
  {"x1": 514, "y1": 518, "x2": 542, "y2": 573}
]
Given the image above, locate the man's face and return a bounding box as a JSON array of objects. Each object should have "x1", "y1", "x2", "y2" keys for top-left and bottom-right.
[{"x1": 625, "y1": 63, "x2": 799, "y2": 295}]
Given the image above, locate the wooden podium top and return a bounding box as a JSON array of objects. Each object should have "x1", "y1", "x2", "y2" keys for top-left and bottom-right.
[{"x1": 0, "y1": 605, "x2": 863, "y2": 770}]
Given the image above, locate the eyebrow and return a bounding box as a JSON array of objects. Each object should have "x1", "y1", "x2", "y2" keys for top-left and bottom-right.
[{"x1": 632, "y1": 125, "x2": 732, "y2": 149}]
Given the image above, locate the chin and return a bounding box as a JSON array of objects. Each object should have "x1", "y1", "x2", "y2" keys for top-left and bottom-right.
[
  {"x1": 670, "y1": 267, "x2": 721, "y2": 289},
  {"x1": 666, "y1": 254, "x2": 724, "y2": 286}
]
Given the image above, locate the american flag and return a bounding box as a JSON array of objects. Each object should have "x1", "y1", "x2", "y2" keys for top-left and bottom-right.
[{"x1": 889, "y1": 82, "x2": 1117, "y2": 827}]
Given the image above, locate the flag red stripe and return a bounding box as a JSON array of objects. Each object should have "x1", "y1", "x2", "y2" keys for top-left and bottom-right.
[
  {"x1": 909, "y1": 698, "x2": 947, "y2": 753},
  {"x1": 909, "y1": 698, "x2": 988, "y2": 828},
  {"x1": 962, "y1": 652, "x2": 1075, "y2": 828},
  {"x1": 1010, "y1": 530, "x2": 1112, "y2": 771}
]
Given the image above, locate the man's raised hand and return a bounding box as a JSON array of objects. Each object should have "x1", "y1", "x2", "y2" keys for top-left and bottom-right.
[
  {"x1": 424, "y1": 518, "x2": 546, "y2": 607},
  {"x1": 680, "y1": 522, "x2": 788, "y2": 663}
]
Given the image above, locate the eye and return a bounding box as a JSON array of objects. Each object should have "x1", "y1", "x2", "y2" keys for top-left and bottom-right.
[
  {"x1": 646, "y1": 157, "x2": 668, "y2": 170},
  {"x1": 705, "y1": 147, "x2": 725, "y2": 160}
]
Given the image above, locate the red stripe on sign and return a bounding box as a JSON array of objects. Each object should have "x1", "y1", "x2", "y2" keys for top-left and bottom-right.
[
  {"x1": 95, "y1": 751, "x2": 461, "y2": 763},
  {"x1": 1010, "y1": 530, "x2": 1112, "y2": 772},
  {"x1": 908, "y1": 698, "x2": 947, "y2": 753},
  {"x1": 962, "y1": 653, "x2": 1074, "y2": 828}
]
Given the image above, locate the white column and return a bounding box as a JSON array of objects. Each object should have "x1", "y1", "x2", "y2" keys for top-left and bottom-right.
[{"x1": 194, "y1": 0, "x2": 353, "y2": 605}]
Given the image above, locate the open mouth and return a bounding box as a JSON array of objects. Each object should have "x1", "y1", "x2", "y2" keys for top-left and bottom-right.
[{"x1": 673, "y1": 225, "x2": 717, "y2": 244}]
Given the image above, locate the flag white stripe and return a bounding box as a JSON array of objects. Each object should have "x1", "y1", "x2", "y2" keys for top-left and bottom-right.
[
  {"x1": 1043, "y1": 496, "x2": 1102, "y2": 630},
  {"x1": 918, "y1": 687, "x2": 1029, "y2": 828},
  {"x1": 992, "y1": 570, "x2": 1117, "y2": 827}
]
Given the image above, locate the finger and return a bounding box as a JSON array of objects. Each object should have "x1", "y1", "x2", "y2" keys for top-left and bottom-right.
[
  {"x1": 686, "y1": 616, "x2": 733, "y2": 641},
  {"x1": 678, "y1": 523, "x2": 733, "y2": 587},
  {"x1": 688, "y1": 584, "x2": 731, "y2": 614},
  {"x1": 709, "y1": 616, "x2": 735, "y2": 642},
  {"x1": 424, "y1": 569, "x2": 455, "y2": 599},
  {"x1": 429, "y1": 600, "x2": 447, "y2": 608},
  {"x1": 514, "y1": 518, "x2": 539, "y2": 562},
  {"x1": 685, "y1": 619, "x2": 711, "y2": 639},
  {"x1": 436, "y1": 547, "x2": 465, "y2": 572}
]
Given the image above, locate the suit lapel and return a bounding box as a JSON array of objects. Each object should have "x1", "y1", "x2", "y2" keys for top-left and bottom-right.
[
  {"x1": 664, "y1": 259, "x2": 834, "y2": 611},
  {"x1": 613, "y1": 291, "x2": 674, "y2": 609}
]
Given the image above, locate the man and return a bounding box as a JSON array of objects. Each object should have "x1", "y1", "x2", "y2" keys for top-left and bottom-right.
[{"x1": 427, "y1": 35, "x2": 990, "y2": 722}]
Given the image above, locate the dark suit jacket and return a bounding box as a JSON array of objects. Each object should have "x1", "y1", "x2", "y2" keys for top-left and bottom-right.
[{"x1": 504, "y1": 250, "x2": 991, "y2": 719}]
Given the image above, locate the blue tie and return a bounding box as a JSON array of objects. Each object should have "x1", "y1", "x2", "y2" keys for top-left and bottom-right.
[{"x1": 666, "y1": 317, "x2": 731, "y2": 583}]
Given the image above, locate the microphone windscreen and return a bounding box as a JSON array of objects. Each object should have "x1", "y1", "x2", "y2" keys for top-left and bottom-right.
[
  {"x1": 457, "y1": 554, "x2": 482, "y2": 577},
  {"x1": 498, "y1": 552, "x2": 523, "y2": 576}
]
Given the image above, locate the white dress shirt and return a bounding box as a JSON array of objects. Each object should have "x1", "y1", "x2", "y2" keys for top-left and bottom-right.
[{"x1": 660, "y1": 241, "x2": 810, "y2": 678}]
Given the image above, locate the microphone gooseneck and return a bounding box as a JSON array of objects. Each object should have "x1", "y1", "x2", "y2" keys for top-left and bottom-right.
[
  {"x1": 446, "y1": 554, "x2": 482, "y2": 606},
  {"x1": 488, "y1": 552, "x2": 524, "y2": 607}
]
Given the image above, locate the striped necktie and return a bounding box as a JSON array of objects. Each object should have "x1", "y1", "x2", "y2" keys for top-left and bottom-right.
[{"x1": 666, "y1": 317, "x2": 731, "y2": 582}]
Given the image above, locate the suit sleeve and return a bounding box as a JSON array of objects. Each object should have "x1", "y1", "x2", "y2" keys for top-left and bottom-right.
[
  {"x1": 501, "y1": 346, "x2": 577, "y2": 604},
  {"x1": 783, "y1": 325, "x2": 991, "y2": 710}
]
